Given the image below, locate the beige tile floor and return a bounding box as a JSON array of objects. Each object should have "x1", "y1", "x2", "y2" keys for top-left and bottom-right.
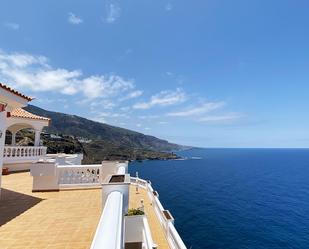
[
  {"x1": 129, "y1": 186, "x2": 170, "y2": 249},
  {"x1": 0, "y1": 172, "x2": 102, "y2": 249},
  {"x1": 0, "y1": 172, "x2": 170, "y2": 249}
]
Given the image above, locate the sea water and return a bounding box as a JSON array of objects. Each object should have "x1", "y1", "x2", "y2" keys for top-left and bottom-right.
[{"x1": 129, "y1": 148, "x2": 309, "y2": 249}]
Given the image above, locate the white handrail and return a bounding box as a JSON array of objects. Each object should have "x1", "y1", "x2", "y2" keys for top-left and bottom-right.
[
  {"x1": 142, "y1": 216, "x2": 155, "y2": 249},
  {"x1": 91, "y1": 191, "x2": 124, "y2": 249},
  {"x1": 168, "y1": 222, "x2": 187, "y2": 249},
  {"x1": 130, "y1": 177, "x2": 148, "y2": 188},
  {"x1": 44, "y1": 154, "x2": 84, "y2": 166},
  {"x1": 131, "y1": 177, "x2": 187, "y2": 249}
]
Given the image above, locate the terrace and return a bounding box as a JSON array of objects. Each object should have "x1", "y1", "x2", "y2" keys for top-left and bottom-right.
[
  {"x1": 0, "y1": 83, "x2": 186, "y2": 249},
  {"x1": 0, "y1": 169, "x2": 186, "y2": 249},
  {"x1": 0, "y1": 172, "x2": 101, "y2": 249}
]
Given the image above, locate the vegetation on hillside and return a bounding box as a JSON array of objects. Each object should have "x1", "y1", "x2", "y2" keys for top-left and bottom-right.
[{"x1": 16, "y1": 105, "x2": 187, "y2": 163}]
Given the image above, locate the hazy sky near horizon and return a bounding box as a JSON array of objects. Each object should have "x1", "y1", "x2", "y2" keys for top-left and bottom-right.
[{"x1": 0, "y1": 0, "x2": 308, "y2": 148}]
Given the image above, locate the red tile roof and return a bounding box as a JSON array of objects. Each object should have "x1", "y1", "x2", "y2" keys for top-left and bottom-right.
[
  {"x1": 11, "y1": 108, "x2": 50, "y2": 121},
  {"x1": 0, "y1": 83, "x2": 33, "y2": 101}
]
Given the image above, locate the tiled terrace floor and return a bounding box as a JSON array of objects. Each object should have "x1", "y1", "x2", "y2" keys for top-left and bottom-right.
[
  {"x1": 129, "y1": 186, "x2": 170, "y2": 249},
  {"x1": 0, "y1": 172, "x2": 102, "y2": 249},
  {"x1": 0, "y1": 172, "x2": 170, "y2": 249}
]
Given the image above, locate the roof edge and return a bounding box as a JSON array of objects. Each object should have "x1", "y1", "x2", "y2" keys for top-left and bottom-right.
[{"x1": 0, "y1": 83, "x2": 33, "y2": 101}]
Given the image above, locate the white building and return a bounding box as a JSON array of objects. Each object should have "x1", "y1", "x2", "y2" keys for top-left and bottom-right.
[
  {"x1": 0, "y1": 83, "x2": 50, "y2": 196},
  {"x1": 0, "y1": 83, "x2": 187, "y2": 249}
]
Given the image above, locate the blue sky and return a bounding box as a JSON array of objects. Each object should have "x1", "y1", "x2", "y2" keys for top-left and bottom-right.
[{"x1": 0, "y1": 0, "x2": 308, "y2": 148}]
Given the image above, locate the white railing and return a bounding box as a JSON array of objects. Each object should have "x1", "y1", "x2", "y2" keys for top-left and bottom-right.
[
  {"x1": 142, "y1": 216, "x2": 156, "y2": 249},
  {"x1": 130, "y1": 177, "x2": 148, "y2": 188},
  {"x1": 91, "y1": 191, "x2": 124, "y2": 249},
  {"x1": 58, "y1": 164, "x2": 102, "y2": 186},
  {"x1": 3, "y1": 146, "x2": 47, "y2": 163},
  {"x1": 131, "y1": 177, "x2": 187, "y2": 249},
  {"x1": 45, "y1": 153, "x2": 83, "y2": 165},
  {"x1": 31, "y1": 161, "x2": 128, "y2": 191},
  {"x1": 167, "y1": 222, "x2": 187, "y2": 249}
]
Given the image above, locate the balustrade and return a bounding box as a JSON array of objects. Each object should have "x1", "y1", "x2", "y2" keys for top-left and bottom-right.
[
  {"x1": 58, "y1": 165, "x2": 102, "y2": 185},
  {"x1": 131, "y1": 177, "x2": 187, "y2": 249},
  {"x1": 3, "y1": 146, "x2": 47, "y2": 163}
]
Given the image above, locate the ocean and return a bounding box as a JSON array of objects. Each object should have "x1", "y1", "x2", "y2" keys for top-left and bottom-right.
[{"x1": 129, "y1": 148, "x2": 309, "y2": 249}]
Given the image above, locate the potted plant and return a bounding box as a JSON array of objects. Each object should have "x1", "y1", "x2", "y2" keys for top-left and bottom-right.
[{"x1": 125, "y1": 208, "x2": 145, "y2": 216}]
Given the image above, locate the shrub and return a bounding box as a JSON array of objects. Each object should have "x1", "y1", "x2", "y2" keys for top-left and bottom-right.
[{"x1": 126, "y1": 208, "x2": 145, "y2": 216}]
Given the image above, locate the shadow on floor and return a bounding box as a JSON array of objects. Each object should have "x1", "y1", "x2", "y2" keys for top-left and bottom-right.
[{"x1": 0, "y1": 188, "x2": 43, "y2": 226}]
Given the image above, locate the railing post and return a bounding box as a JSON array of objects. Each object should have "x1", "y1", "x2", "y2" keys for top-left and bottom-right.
[
  {"x1": 34, "y1": 130, "x2": 41, "y2": 146},
  {"x1": 11, "y1": 132, "x2": 16, "y2": 146}
]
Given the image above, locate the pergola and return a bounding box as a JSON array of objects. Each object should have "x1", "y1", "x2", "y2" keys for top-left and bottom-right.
[{"x1": 6, "y1": 108, "x2": 50, "y2": 146}]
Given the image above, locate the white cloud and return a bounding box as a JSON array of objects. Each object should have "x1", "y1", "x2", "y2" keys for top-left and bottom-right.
[
  {"x1": 105, "y1": 2, "x2": 121, "y2": 23},
  {"x1": 138, "y1": 115, "x2": 159, "y2": 119},
  {"x1": 165, "y1": 3, "x2": 173, "y2": 11},
  {"x1": 133, "y1": 88, "x2": 186, "y2": 109},
  {"x1": 120, "y1": 90, "x2": 143, "y2": 101},
  {"x1": 120, "y1": 106, "x2": 130, "y2": 111},
  {"x1": 198, "y1": 113, "x2": 242, "y2": 123},
  {"x1": 0, "y1": 52, "x2": 48, "y2": 67},
  {"x1": 0, "y1": 50, "x2": 134, "y2": 100},
  {"x1": 68, "y1": 12, "x2": 83, "y2": 25},
  {"x1": 167, "y1": 101, "x2": 225, "y2": 117},
  {"x1": 128, "y1": 90, "x2": 143, "y2": 98},
  {"x1": 3, "y1": 22, "x2": 19, "y2": 30},
  {"x1": 82, "y1": 75, "x2": 134, "y2": 99},
  {"x1": 89, "y1": 99, "x2": 116, "y2": 110},
  {"x1": 166, "y1": 101, "x2": 242, "y2": 124},
  {"x1": 158, "y1": 121, "x2": 168, "y2": 125},
  {"x1": 136, "y1": 123, "x2": 142, "y2": 127}
]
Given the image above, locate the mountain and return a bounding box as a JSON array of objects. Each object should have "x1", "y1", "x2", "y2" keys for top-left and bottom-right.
[{"x1": 24, "y1": 105, "x2": 187, "y2": 163}]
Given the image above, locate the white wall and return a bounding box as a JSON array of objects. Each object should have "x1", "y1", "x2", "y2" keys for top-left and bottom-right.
[
  {"x1": 101, "y1": 161, "x2": 121, "y2": 181},
  {"x1": 125, "y1": 215, "x2": 155, "y2": 249},
  {"x1": 30, "y1": 160, "x2": 123, "y2": 192},
  {"x1": 91, "y1": 191, "x2": 124, "y2": 249},
  {"x1": 0, "y1": 85, "x2": 44, "y2": 199},
  {"x1": 124, "y1": 215, "x2": 144, "y2": 242},
  {"x1": 31, "y1": 162, "x2": 59, "y2": 191},
  {"x1": 0, "y1": 111, "x2": 6, "y2": 197},
  {"x1": 102, "y1": 180, "x2": 130, "y2": 214}
]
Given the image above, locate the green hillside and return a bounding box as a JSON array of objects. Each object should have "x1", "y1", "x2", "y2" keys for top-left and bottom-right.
[{"x1": 23, "y1": 105, "x2": 187, "y2": 163}]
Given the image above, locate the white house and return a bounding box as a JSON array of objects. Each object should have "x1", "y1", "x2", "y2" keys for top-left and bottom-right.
[
  {"x1": 0, "y1": 83, "x2": 187, "y2": 249},
  {"x1": 0, "y1": 83, "x2": 51, "y2": 196}
]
